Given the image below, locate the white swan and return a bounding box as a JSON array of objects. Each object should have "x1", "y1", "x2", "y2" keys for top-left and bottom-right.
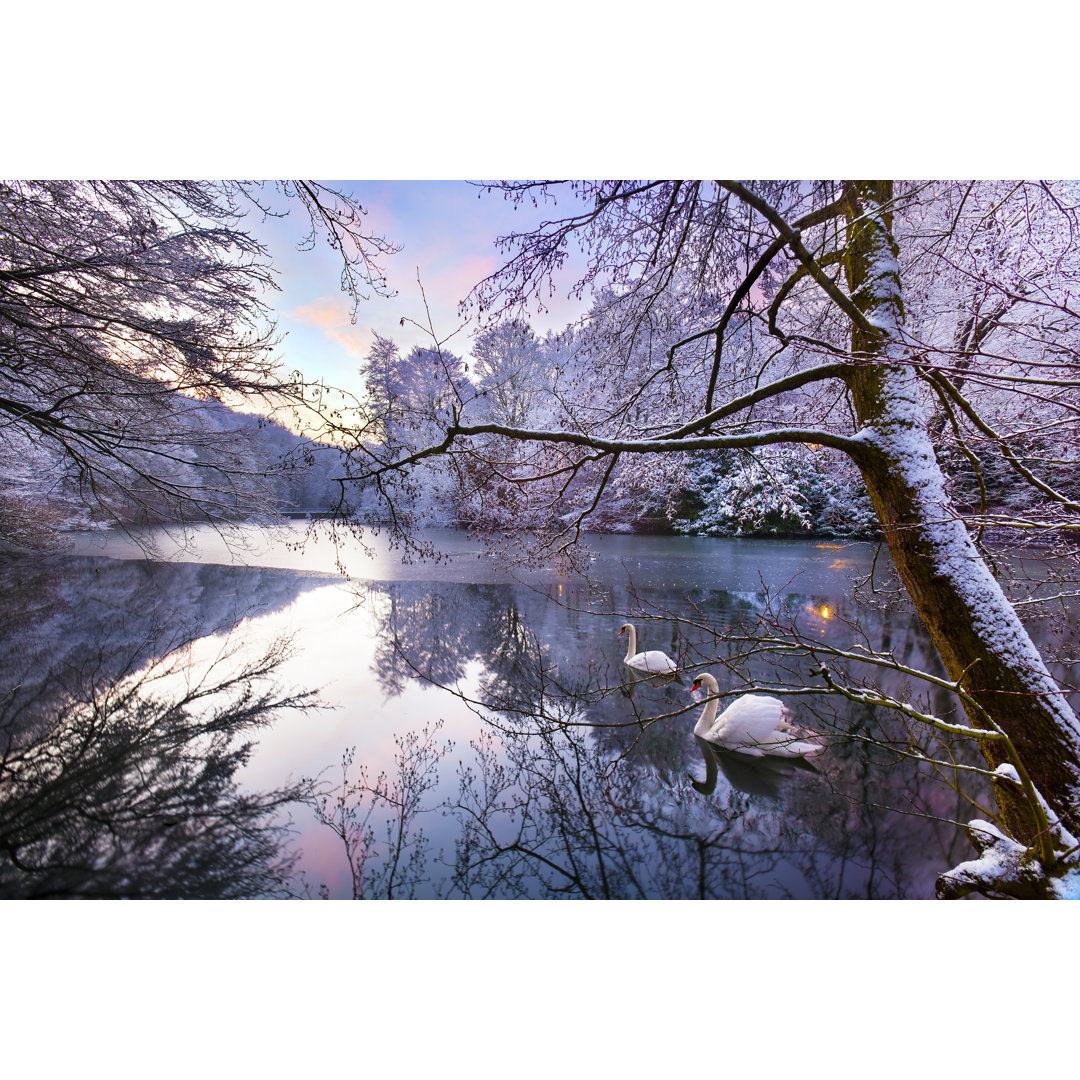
[
  {"x1": 619, "y1": 622, "x2": 678, "y2": 674},
  {"x1": 689, "y1": 672, "x2": 823, "y2": 758}
]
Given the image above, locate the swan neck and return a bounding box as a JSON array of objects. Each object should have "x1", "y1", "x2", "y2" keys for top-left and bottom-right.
[
  {"x1": 623, "y1": 625, "x2": 637, "y2": 661},
  {"x1": 694, "y1": 693, "x2": 719, "y2": 737}
]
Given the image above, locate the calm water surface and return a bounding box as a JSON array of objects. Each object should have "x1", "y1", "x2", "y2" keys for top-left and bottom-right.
[{"x1": 5, "y1": 522, "x2": 1069, "y2": 899}]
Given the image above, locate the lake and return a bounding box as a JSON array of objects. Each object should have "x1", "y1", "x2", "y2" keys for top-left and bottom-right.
[{"x1": 3, "y1": 522, "x2": 1072, "y2": 899}]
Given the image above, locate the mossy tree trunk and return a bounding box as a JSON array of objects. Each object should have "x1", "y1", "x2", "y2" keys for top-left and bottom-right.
[{"x1": 842, "y1": 181, "x2": 1080, "y2": 849}]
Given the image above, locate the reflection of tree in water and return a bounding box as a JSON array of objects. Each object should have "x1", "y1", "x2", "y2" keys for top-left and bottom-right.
[
  {"x1": 305, "y1": 723, "x2": 451, "y2": 899},
  {"x1": 364, "y1": 582, "x2": 502, "y2": 697},
  {"x1": 445, "y1": 701, "x2": 978, "y2": 899},
  {"x1": 314, "y1": 578, "x2": 990, "y2": 898},
  {"x1": 363, "y1": 578, "x2": 623, "y2": 700},
  {"x1": 0, "y1": 555, "x2": 331, "y2": 898},
  {"x1": 0, "y1": 633, "x2": 315, "y2": 898},
  {"x1": 312, "y1": 708, "x2": 973, "y2": 898},
  {"x1": 0, "y1": 553, "x2": 335, "y2": 737},
  {"x1": 448, "y1": 723, "x2": 811, "y2": 899}
]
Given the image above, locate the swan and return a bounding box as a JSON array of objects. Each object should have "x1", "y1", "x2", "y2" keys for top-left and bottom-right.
[
  {"x1": 689, "y1": 672, "x2": 823, "y2": 759},
  {"x1": 619, "y1": 622, "x2": 678, "y2": 674}
]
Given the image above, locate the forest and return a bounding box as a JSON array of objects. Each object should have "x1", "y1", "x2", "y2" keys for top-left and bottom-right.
[
  {"x1": 3, "y1": 179, "x2": 1080, "y2": 899},
  {"x1": 7, "y1": 182, "x2": 1074, "y2": 552}
]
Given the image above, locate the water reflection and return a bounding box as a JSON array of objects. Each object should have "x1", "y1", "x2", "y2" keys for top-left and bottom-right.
[
  {"x1": 0, "y1": 554, "x2": 336, "y2": 735},
  {"x1": 304, "y1": 723, "x2": 450, "y2": 900},
  {"x1": 306, "y1": 575, "x2": 987, "y2": 898},
  {"x1": 0, "y1": 632, "x2": 314, "y2": 898},
  {"x1": 690, "y1": 737, "x2": 821, "y2": 798},
  {"x1": 4, "y1": 534, "x2": 1045, "y2": 899},
  {"x1": 0, "y1": 555, "x2": 331, "y2": 898}
]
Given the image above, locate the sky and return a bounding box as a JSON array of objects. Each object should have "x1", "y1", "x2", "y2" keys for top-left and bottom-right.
[{"x1": 250, "y1": 180, "x2": 593, "y2": 401}]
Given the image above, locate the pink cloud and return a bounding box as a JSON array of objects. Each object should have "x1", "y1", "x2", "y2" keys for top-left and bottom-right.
[{"x1": 291, "y1": 296, "x2": 369, "y2": 356}]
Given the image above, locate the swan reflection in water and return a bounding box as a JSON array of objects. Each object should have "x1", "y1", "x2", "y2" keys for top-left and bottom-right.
[
  {"x1": 690, "y1": 735, "x2": 821, "y2": 798},
  {"x1": 622, "y1": 663, "x2": 683, "y2": 700}
]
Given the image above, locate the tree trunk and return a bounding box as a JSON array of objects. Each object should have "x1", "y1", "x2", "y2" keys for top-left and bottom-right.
[{"x1": 842, "y1": 181, "x2": 1080, "y2": 847}]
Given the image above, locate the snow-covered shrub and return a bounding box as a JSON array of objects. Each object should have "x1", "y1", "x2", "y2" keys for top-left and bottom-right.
[{"x1": 671, "y1": 446, "x2": 878, "y2": 538}]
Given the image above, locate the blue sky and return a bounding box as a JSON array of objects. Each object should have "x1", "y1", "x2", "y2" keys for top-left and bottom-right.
[{"x1": 252, "y1": 181, "x2": 591, "y2": 399}]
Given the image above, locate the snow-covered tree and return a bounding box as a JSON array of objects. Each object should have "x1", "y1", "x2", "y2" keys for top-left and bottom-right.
[
  {"x1": 353, "y1": 335, "x2": 470, "y2": 527},
  {"x1": 672, "y1": 445, "x2": 879, "y2": 537},
  {"x1": 0, "y1": 180, "x2": 395, "y2": 546},
  {"x1": 360, "y1": 336, "x2": 467, "y2": 453},
  {"x1": 352, "y1": 180, "x2": 1080, "y2": 898},
  {"x1": 471, "y1": 319, "x2": 550, "y2": 428}
]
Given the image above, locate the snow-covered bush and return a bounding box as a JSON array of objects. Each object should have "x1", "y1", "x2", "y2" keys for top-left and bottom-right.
[{"x1": 671, "y1": 446, "x2": 879, "y2": 538}]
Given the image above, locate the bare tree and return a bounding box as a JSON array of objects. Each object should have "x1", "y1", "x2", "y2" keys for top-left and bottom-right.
[{"x1": 306, "y1": 722, "x2": 451, "y2": 899}]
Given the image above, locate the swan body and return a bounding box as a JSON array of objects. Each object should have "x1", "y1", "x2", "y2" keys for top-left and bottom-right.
[
  {"x1": 690, "y1": 672, "x2": 823, "y2": 759},
  {"x1": 619, "y1": 622, "x2": 678, "y2": 674}
]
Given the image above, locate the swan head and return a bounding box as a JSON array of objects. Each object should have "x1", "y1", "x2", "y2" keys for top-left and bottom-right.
[
  {"x1": 618, "y1": 623, "x2": 633, "y2": 636},
  {"x1": 690, "y1": 672, "x2": 719, "y2": 695}
]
